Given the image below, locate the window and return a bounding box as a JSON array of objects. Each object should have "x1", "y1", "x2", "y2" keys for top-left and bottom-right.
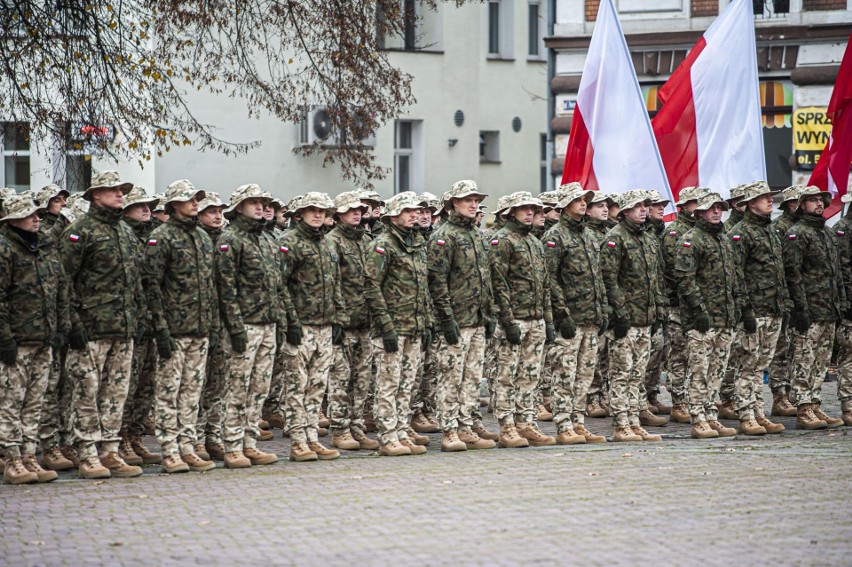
[
  {"x1": 487, "y1": 1, "x2": 514, "y2": 60},
  {"x1": 376, "y1": 1, "x2": 442, "y2": 51},
  {"x1": 479, "y1": 131, "x2": 500, "y2": 163},
  {"x1": 1, "y1": 122, "x2": 31, "y2": 192},
  {"x1": 540, "y1": 133, "x2": 548, "y2": 193},
  {"x1": 753, "y1": 0, "x2": 789, "y2": 18},
  {"x1": 488, "y1": 2, "x2": 500, "y2": 55},
  {"x1": 394, "y1": 120, "x2": 424, "y2": 194},
  {"x1": 528, "y1": 2, "x2": 541, "y2": 57}
]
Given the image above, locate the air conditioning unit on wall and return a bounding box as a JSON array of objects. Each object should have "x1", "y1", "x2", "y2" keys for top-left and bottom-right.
[{"x1": 299, "y1": 106, "x2": 376, "y2": 148}]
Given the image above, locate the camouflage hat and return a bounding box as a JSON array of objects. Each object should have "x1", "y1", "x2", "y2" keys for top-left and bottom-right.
[
  {"x1": 0, "y1": 194, "x2": 46, "y2": 222},
  {"x1": 447, "y1": 179, "x2": 488, "y2": 201},
  {"x1": 122, "y1": 185, "x2": 159, "y2": 210},
  {"x1": 358, "y1": 188, "x2": 384, "y2": 205},
  {"x1": 83, "y1": 170, "x2": 133, "y2": 201},
  {"x1": 646, "y1": 190, "x2": 670, "y2": 206},
  {"x1": 164, "y1": 179, "x2": 205, "y2": 206},
  {"x1": 225, "y1": 183, "x2": 270, "y2": 215},
  {"x1": 62, "y1": 192, "x2": 89, "y2": 222},
  {"x1": 493, "y1": 194, "x2": 514, "y2": 216},
  {"x1": 287, "y1": 195, "x2": 304, "y2": 211},
  {"x1": 293, "y1": 191, "x2": 334, "y2": 213},
  {"x1": 798, "y1": 185, "x2": 831, "y2": 206},
  {"x1": 781, "y1": 184, "x2": 806, "y2": 204},
  {"x1": 198, "y1": 191, "x2": 225, "y2": 212},
  {"x1": 503, "y1": 191, "x2": 544, "y2": 213},
  {"x1": 269, "y1": 197, "x2": 285, "y2": 210},
  {"x1": 334, "y1": 191, "x2": 369, "y2": 214},
  {"x1": 588, "y1": 191, "x2": 612, "y2": 205},
  {"x1": 0, "y1": 187, "x2": 16, "y2": 202},
  {"x1": 738, "y1": 181, "x2": 776, "y2": 204},
  {"x1": 556, "y1": 182, "x2": 593, "y2": 208},
  {"x1": 676, "y1": 186, "x2": 709, "y2": 206},
  {"x1": 694, "y1": 192, "x2": 730, "y2": 212},
  {"x1": 618, "y1": 190, "x2": 652, "y2": 211},
  {"x1": 152, "y1": 194, "x2": 167, "y2": 213},
  {"x1": 382, "y1": 191, "x2": 427, "y2": 218},
  {"x1": 728, "y1": 183, "x2": 750, "y2": 202},
  {"x1": 420, "y1": 192, "x2": 440, "y2": 211},
  {"x1": 35, "y1": 183, "x2": 70, "y2": 206},
  {"x1": 538, "y1": 190, "x2": 560, "y2": 209}
]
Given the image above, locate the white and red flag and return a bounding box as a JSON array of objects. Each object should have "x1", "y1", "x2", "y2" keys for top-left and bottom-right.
[
  {"x1": 809, "y1": 34, "x2": 852, "y2": 218},
  {"x1": 560, "y1": 0, "x2": 673, "y2": 210},
  {"x1": 652, "y1": 0, "x2": 765, "y2": 200}
]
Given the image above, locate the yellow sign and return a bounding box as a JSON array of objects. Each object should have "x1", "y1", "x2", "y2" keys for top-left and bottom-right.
[{"x1": 793, "y1": 107, "x2": 831, "y2": 170}]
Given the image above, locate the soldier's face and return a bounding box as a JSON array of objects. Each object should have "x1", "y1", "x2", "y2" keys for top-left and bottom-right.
[
  {"x1": 545, "y1": 208, "x2": 560, "y2": 222},
  {"x1": 732, "y1": 198, "x2": 746, "y2": 212},
  {"x1": 533, "y1": 210, "x2": 546, "y2": 228},
  {"x1": 786, "y1": 201, "x2": 799, "y2": 213},
  {"x1": 372, "y1": 205, "x2": 382, "y2": 219},
  {"x1": 91, "y1": 186, "x2": 124, "y2": 210},
  {"x1": 801, "y1": 196, "x2": 825, "y2": 215},
  {"x1": 391, "y1": 208, "x2": 419, "y2": 229},
  {"x1": 748, "y1": 194, "x2": 773, "y2": 217},
  {"x1": 263, "y1": 205, "x2": 275, "y2": 221},
  {"x1": 565, "y1": 198, "x2": 587, "y2": 219},
  {"x1": 237, "y1": 197, "x2": 265, "y2": 220},
  {"x1": 511, "y1": 205, "x2": 536, "y2": 226},
  {"x1": 700, "y1": 203, "x2": 724, "y2": 224},
  {"x1": 623, "y1": 203, "x2": 648, "y2": 224},
  {"x1": 198, "y1": 206, "x2": 223, "y2": 229},
  {"x1": 681, "y1": 201, "x2": 699, "y2": 215},
  {"x1": 338, "y1": 209, "x2": 362, "y2": 228},
  {"x1": 474, "y1": 211, "x2": 484, "y2": 227},
  {"x1": 48, "y1": 195, "x2": 66, "y2": 215},
  {"x1": 153, "y1": 210, "x2": 170, "y2": 222},
  {"x1": 418, "y1": 209, "x2": 432, "y2": 227},
  {"x1": 123, "y1": 203, "x2": 152, "y2": 222},
  {"x1": 7, "y1": 212, "x2": 40, "y2": 233},
  {"x1": 172, "y1": 197, "x2": 199, "y2": 219},
  {"x1": 275, "y1": 208, "x2": 287, "y2": 225},
  {"x1": 649, "y1": 203, "x2": 665, "y2": 221},
  {"x1": 608, "y1": 204, "x2": 621, "y2": 219},
  {"x1": 586, "y1": 201, "x2": 608, "y2": 221},
  {"x1": 452, "y1": 195, "x2": 480, "y2": 219},
  {"x1": 300, "y1": 206, "x2": 327, "y2": 228}
]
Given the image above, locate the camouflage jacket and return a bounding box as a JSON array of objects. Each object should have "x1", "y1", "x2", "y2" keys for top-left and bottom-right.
[
  {"x1": 726, "y1": 208, "x2": 744, "y2": 230},
  {"x1": 60, "y1": 205, "x2": 147, "y2": 339},
  {"x1": 364, "y1": 221, "x2": 433, "y2": 337},
  {"x1": 143, "y1": 216, "x2": 219, "y2": 337},
  {"x1": 661, "y1": 211, "x2": 696, "y2": 307},
  {"x1": 124, "y1": 218, "x2": 154, "y2": 243},
  {"x1": 427, "y1": 211, "x2": 493, "y2": 328},
  {"x1": 674, "y1": 217, "x2": 745, "y2": 330},
  {"x1": 0, "y1": 224, "x2": 70, "y2": 344},
  {"x1": 201, "y1": 224, "x2": 223, "y2": 244},
  {"x1": 583, "y1": 218, "x2": 609, "y2": 246},
  {"x1": 214, "y1": 214, "x2": 287, "y2": 335},
  {"x1": 279, "y1": 220, "x2": 345, "y2": 327},
  {"x1": 772, "y1": 209, "x2": 799, "y2": 237},
  {"x1": 484, "y1": 217, "x2": 506, "y2": 241},
  {"x1": 647, "y1": 219, "x2": 665, "y2": 241},
  {"x1": 833, "y1": 212, "x2": 852, "y2": 316},
  {"x1": 783, "y1": 213, "x2": 845, "y2": 322},
  {"x1": 39, "y1": 212, "x2": 69, "y2": 246},
  {"x1": 327, "y1": 222, "x2": 371, "y2": 330},
  {"x1": 543, "y1": 214, "x2": 607, "y2": 328},
  {"x1": 599, "y1": 219, "x2": 666, "y2": 327},
  {"x1": 729, "y1": 209, "x2": 790, "y2": 318},
  {"x1": 490, "y1": 217, "x2": 553, "y2": 327}
]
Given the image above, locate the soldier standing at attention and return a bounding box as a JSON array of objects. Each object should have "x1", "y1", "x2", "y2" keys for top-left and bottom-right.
[
  {"x1": 279, "y1": 192, "x2": 344, "y2": 462},
  {"x1": 599, "y1": 190, "x2": 666, "y2": 442},
  {"x1": 215, "y1": 184, "x2": 283, "y2": 469},
  {"x1": 143, "y1": 180, "x2": 218, "y2": 473},
  {"x1": 61, "y1": 171, "x2": 146, "y2": 479},
  {"x1": 0, "y1": 195, "x2": 69, "y2": 484},
  {"x1": 428, "y1": 180, "x2": 496, "y2": 452},
  {"x1": 783, "y1": 187, "x2": 845, "y2": 429},
  {"x1": 727, "y1": 181, "x2": 788, "y2": 435},
  {"x1": 543, "y1": 183, "x2": 608, "y2": 445},
  {"x1": 674, "y1": 193, "x2": 743, "y2": 439},
  {"x1": 831, "y1": 192, "x2": 852, "y2": 427},
  {"x1": 364, "y1": 192, "x2": 434, "y2": 457},
  {"x1": 490, "y1": 192, "x2": 555, "y2": 448},
  {"x1": 36, "y1": 184, "x2": 70, "y2": 243}
]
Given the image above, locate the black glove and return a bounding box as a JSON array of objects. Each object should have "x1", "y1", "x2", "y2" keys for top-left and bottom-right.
[
  {"x1": 68, "y1": 326, "x2": 88, "y2": 351},
  {"x1": 230, "y1": 330, "x2": 248, "y2": 354},
  {"x1": 485, "y1": 319, "x2": 496, "y2": 340},
  {"x1": 545, "y1": 323, "x2": 556, "y2": 344},
  {"x1": 208, "y1": 330, "x2": 219, "y2": 352},
  {"x1": 844, "y1": 308, "x2": 852, "y2": 321},
  {"x1": 442, "y1": 320, "x2": 460, "y2": 346},
  {"x1": 694, "y1": 311, "x2": 711, "y2": 334},
  {"x1": 559, "y1": 316, "x2": 576, "y2": 340},
  {"x1": 612, "y1": 317, "x2": 630, "y2": 340},
  {"x1": 742, "y1": 310, "x2": 757, "y2": 334},
  {"x1": 156, "y1": 330, "x2": 175, "y2": 359},
  {"x1": 332, "y1": 324, "x2": 344, "y2": 346},
  {"x1": 504, "y1": 323, "x2": 522, "y2": 345},
  {"x1": 0, "y1": 337, "x2": 17, "y2": 366},
  {"x1": 286, "y1": 324, "x2": 303, "y2": 346},
  {"x1": 422, "y1": 328, "x2": 433, "y2": 351},
  {"x1": 598, "y1": 316, "x2": 609, "y2": 336},
  {"x1": 382, "y1": 330, "x2": 398, "y2": 353},
  {"x1": 51, "y1": 331, "x2": 67, "y2": 352},
  {"x1": 791, "y1": 311, "x2": 811, "y2": 334}
]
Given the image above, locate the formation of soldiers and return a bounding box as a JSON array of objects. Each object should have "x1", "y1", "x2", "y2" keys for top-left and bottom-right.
[{"x1": 0, "y1": 172, "x2": 850, "y2": 485}]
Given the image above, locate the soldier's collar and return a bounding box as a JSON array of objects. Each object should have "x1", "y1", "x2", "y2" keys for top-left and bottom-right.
[
  {"x1": 696, "y1": 215, "x2": 724, "y2": 234},
  {"x1": 90, "y1": 204, "x2": 123, "y2": 224},
  {"x1": 506, "y1": 216, "x2": 532, "y2": 235},
  {"x1": 744, "y1": 208, "x2": 771, "y2": 226},
  {"x1": 295, "y1": 219, "x2": 324, "y2": 240},
  {"x1": 447, "y1": 210, "x2": 474, "y2": 228},
  {"x1": 800, "y1": 212, "x2": 826, "y2": 228}
]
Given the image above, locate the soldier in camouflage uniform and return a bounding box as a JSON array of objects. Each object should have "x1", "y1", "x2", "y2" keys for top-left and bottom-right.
[
  {"x1": 832, "y1": 192, "x2": 852, "y2": 426},
  {"x1": 661, "y1": 186, "x2": 707, "y2": 424},
  {"x1": 279, "y1": 192, "x2": 344, "y2": 462},
  {"x1": 675, "y1": 193, "x2": 744, "y2": 439},
  {"x1": 767, "y1": 185, "x2": 805, "y2": 417},
  {"x1": 724, "y1": 183, "x2": 748, "y2": 230},
  {"x1": 325, "y1": 191, "x2": 380, "y2": 451},
  {"x1": 583, "y1": 191, "x2": 614, "y2": 418},
  {"x1": 783, "y1": 186, "x2": 845, "y2": 429},
  {"x1": 534, "y1": 191, "x2": 560, "y2": 421},
  {"x1": 195, "y1": 192, "x2": 229, "y2": 459},
  {"x1": 428, "y1": 180, "x2": 497, "y2": 452},
  {"x1": 0, "y1": 195, "x2": 69, "y2": 484},
  {"x1": 727, "y1": 181, "x2": 788, "y2": 435},
  {"x1": 359, "y1": 189, "x2": 385, "y2": 238},
  {"x1": 364, "y1": 192, "x2": 434, "y2": 456},
  {"x1": 599, "y1": 190, "x2": 666, "y2": 442},
  {"x1": 142, "y1": 180, "x2": 218, "y2": 473},
  {"x1": 36, "y1": 184, "x2": 70, "y2": 244},
  {"x1": 490, "y1": 192, "x2": 555, "y2": 448},
  {"x1": 61, "y1": 171, "x2": 146, "y2": 479},
  {"x1": 543, "y1": 184, "x2": 608, "y2": 445},
  {"x1": 215, "y1": 184, "x2": 284, "y2": 468}
]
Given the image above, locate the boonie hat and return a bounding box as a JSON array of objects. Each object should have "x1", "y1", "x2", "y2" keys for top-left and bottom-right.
[{"x1": 83, "y1": 171, "x2": 133, "y2": 201}]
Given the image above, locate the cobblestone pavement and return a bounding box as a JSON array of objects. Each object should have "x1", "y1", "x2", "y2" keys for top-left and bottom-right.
[{"x1": 1, "y1": 384, "x2": 850, "y2": 566}]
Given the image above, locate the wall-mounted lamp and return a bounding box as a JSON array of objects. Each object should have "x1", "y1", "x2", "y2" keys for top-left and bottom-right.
[{"x1": 448, "y1": 138, "x2": 458, "y2": 148}]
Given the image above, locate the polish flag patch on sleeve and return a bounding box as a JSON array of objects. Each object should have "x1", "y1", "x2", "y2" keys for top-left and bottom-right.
[
  {"x1": 732, "y1": 235, "x2": 741, "y2": 242},
  {"x1": 788, "y1": 234, "x2": 797, "y2": 241},
  {"x1": 669, "y1": 230, "x2": 677, "y2": 236},
  {"x1": 837, "y1": 230, "x2": 846, "y2": 237},
  {"x1": 219, "y1": 244, "x2": 230, "y2": 252},
  {"x1": 280, "y1": 246, "x2": 289, "y2": 254},
  {"x1": 683, "y1": 241, "x2": 692, "y2": 248},
  {"x1": 375, "y1": 246, "x2": 386, "y2": 255},
  {"x1": 68, "y1": 233, "x2": 80, "y2": 242},
  {"x1": 606, "y1": 241, "x2": 616, "y2": 248},
  {"x1": 147, "y1": 239, "x2": 157, "y2": 246},
  {"x1": 546, "y1": 241, "x2": 556, "y2": 248},
  {"x1": 490, "y1": 239, "x2": 499, "y2": 246},
  {"x1": 436, "y1": 239, "x2": 446, "y2": 246}
]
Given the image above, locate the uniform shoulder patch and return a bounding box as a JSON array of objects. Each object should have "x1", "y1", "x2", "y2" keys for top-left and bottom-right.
[
  {"x1": 147, "y1": 239, "x2": 158, "y2": 246},
  {"x1": 68, "y1": 233, "x2": 80, "y2": 242},
  {"x1": 375, "y1": 246, "x2": 386, "y2": 255},
  {"x1": 683, "y1": 241, "x2": 692, "y2": 248},
  {"x1": 606, "y1": 241, "x2": 616, "y2": 248},
  {"x1": 788, "y1": 234, "x2": 797, "y2": 240},
  {"x1": 732, "y1": 235, "x2": 741, "y2": 242},
  {"x1": 837, "y1": 230, "x2": 846, "y2": 237},
  {"x1": 219, "y1": 243, "x2": 230, "y2": 252},
  {"x1": 490, "y1": 239, "x2": 499, "y2": 246},
  {"x1": 280, "y1": 245, "x2": 289, "y2": 254},
  {"x1": 546, "y1": 241, "x2": 556, "y2": 248},
  {"x1": 668, "y1": 230, "x2": 677, "y2": 236},
  {"x1": 436, "y1": 239, "x2": 446, "y2": 246}
]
